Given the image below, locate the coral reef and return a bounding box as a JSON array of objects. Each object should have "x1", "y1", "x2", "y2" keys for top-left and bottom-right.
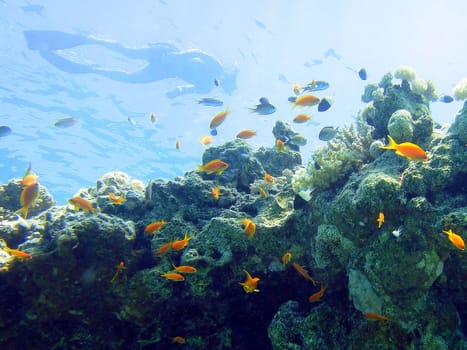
[{"x1": 453, "y1": 77, "x2": 467, "y2": 100}]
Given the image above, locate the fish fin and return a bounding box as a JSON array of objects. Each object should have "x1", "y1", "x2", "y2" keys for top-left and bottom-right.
[{"x1": 379, "y1": 135, "x2": 397, "y2": 150}]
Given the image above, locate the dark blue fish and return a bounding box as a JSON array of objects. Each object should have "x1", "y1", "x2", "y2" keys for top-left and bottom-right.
[
  {"x1": 303, "y1": 80, "x2": 330, "y2": 92},
  {"x1": 288, "y1": 96, "x2": 297, "y2": 103},
  {"x1": 358, "y1": 68, "x2": 367, "y2": 81},
  {"x1": 318, "y1": 97, "x2": 332, "y2": 112},
  {"x1": 210, "y1": 128, "x2": 218, "y2": 136},
  {"x1": 250, "y1": 97, "x2": 276, "y2": 115},
  {"x1": 0, "y1": 125, "x2": 12, "y2": 137},
  {"x1": 438, "y1": 95, "x2": 453, "y2": 103},
  {"x1": 198, "y1": 98, "x2": 224, "y2": 107},
  {"x1": 214, "y1": 79, "x2": 220, "y2": 87}
]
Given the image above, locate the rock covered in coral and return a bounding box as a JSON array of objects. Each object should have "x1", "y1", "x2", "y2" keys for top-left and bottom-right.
[{"x1": 387, "y1": 109, "x2": 414, "y2": 142}]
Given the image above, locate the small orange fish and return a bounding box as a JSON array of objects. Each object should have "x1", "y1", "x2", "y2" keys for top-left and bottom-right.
[
  {"x1": 176, "y1": 139, "x2": 180, "y2": 150},
  {"x1": 442, "y1": 229, "x2": 465, "y2": 250},
  {"x1": 292, "y1": 262, "x2": 317, "y2": 285},
  {"x1": 17, "y1": 182, "x2": 39, "y2": 219},
  {"x1": 209, "y1": 109, "x2": 229, "y2": 129},
  {"x1": 144, "y1": 220, "x2": 168, "y2": 235},
  {"x1": 68, "y1": 196, "x2": 96, "y2": 212},
  {"x1": 241, "y1": 218, "x2": 256, "y2": 240},
  {"x1": 155, "y1": 241, "x2": 172, "y2": 256},
  {"x1": 377, "y1": 212, "x2": 384, "y2": 228},
  {"x1": 172, "y1": 232, "x2": 191, "y2": 251},
  {"x1": 292, "y1": 94, "x2": 320, "y2": 108},
  {"x1": 264, "y1": 173, "x2": 273, "y2": 183},
  {"x1": 200, "y1": 135, "x2": 213, "y2": 146},
  {"x1": 239, "y1": 269, "x2": 260, "y2": 293},
  {"x1": 275, "y1": 139, "x2": 287, "y2": 153},
  {"x1": 211, "y1": 187, "x2": 221, "y2": 200},
  {"x1": 379, "y1": 135, "x2": 428, "y2": 161},
  {"x1": 171, "y1": 336, "x2": 186, "y2": 344},
  {"x1": 309, "y1": 283, "x2": 327, "y2": 302},
  {"x1": 197, "y1": 159, "x2": 229, "y2": 175},
  {"x1": 282, "y1": 252, "x2": 292, "y2": 266},
  {"x1": 150, "y1": 112, "x2": 156, "y2": 123},
  {"x1": 110, "y1": 261, "x2": 125, "y2": 283},
  {"x1": 4, "y1": 246, "x2": 32, "y2": 259},
  {"x1": 259, "y1": 187, "x2": 267, "y2": 198},
  {"x1": 293, "y1": 83, "x2": 301, "y2": 95},
  {"x1": 363, "y1": 312, "x2": 389, "y2": 321},
  {"x1": 236, "y1": 130, "x2": 257, "y2": 139},
  {"x1": 161, "y1": 272, "x2": 185, "y2": 282},
  {"x1": 293, "y1": 114, "x2": 312, "y2": 123},
  {"x1": 172, "y1": 264, "x2": 197, "y2": 273},
  {"x1": 108, "y1": 192, "x2": 126, "y2": 204}
]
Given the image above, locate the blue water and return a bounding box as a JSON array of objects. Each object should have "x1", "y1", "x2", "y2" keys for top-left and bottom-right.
[{"x1": 1, "y1": 0, "x2": 466, "y2": 204}]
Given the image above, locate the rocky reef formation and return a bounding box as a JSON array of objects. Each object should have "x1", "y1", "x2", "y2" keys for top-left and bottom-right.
[{"x1": 0, "y1": 72, "x2": 466, "y2": 350}]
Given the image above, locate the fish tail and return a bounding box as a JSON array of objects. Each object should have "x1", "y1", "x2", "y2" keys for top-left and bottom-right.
[
  {"x1": 15, "y1": 207, "x2": 28, "y2": 219},
  {"x1": 379, "y1": 135, "x2": 398, "y2": 150}
]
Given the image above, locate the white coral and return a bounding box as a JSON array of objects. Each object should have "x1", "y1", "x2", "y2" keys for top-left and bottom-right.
[
  {"x1": 452, "y1": 77, "x2": 467, "y2": 100},
  {"x1": 394, "y1": 65, "x2": 416, "y2": 81}
]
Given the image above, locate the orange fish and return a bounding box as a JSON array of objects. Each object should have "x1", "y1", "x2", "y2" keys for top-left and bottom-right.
[
  {"x1": 293, "y1": 83, "x2": 301, "y2": 95},
  {"x1": 161, "y1": 272, "x2": 185, "y2": 282},
  {"x1": 309, "y1": 283, "x2": 327, "y2": 302},
  {"x1": 241, "y1": 218, "x2": 256, "y2": 240},
  {"x1": 236, "y1": 130, "x2": 257, "y2": 139},
  {"x1": 200, "y1": 135, "x2": 213, "y2": 146},
  {"x1": 292, "y1": 94, "x2": 320, "y2": 108},
  {"x1": 176, "y1": 139, "x2": 180, "y2": 150},
  {"x1": 264, "y1": 173, "x2": 273, "y2": 183},
  {"x1": 172, "y1": 232, "x2": 191, "y2": 251},
  {"x1": 259, "y1": 187, "x2": 267, "y2": 198},
  {"x1": 172, "y1": 264, "x2": 197, "y2": 273},
  {"x1": 379, "y1": 135, "x2": 428, "y2": 161},
  {"x1": 377, "y1": 212, "x2": 384, "y2": 228},
  {"x1": 275, "y1": 139, "x2": 287, "y2": 153},
  {"x1": 282, "y1": 252, "x2": 292, "y2": 266},
  {"x1": 209, "y1": 109, "x2": 229, "y2": 129},
  {"x1": 144, "y1": 220, "x2": 168, "y2": 235},
  {"x1": 150, "y1": 112, "x2": 156, "y2": 123},
  {"x1": 68, "y1": 196, "x2": 96, "y2": 212},
  {"x1": 171, "y1": 336, "x2": 186, "y2": 344},
  {"x1": 4, "y1": 246, "x2": 32, "y2": 259},
  {"x1": 110, "y1": 261, "x2": 125, "y2": 283},
  {"x1": 17, "y1": 182, "x2": 39, "y2": 219},
  {"x1": 442, "y1": 229, "x2": 465, "y2": 250},
  {"x1": 211, "y1": 187, "x2": 221, "y2": 200},
  {"x1": 22, "y1": 173, "x2": 38, "y2": 187},
  {"x1": 155, "y1": 241, "x2": 172, "y2": 256},
  {"x1": 239, "y1": 269, "x2": 260, "y2": 293},
  {"x1": 293, "y1": 114, "x2": 312, "y2": 123},
  {"x1": 292, "y1": 262, "x2": 317, "y2": 285},
  {"x1": 197, "y1": 159, "x2": 229, "y2": 175},
  {"x1": 108, "y1": 192, "x2": 126, "y2": 204},
  {"x1": 363, "y1": 312, "x2": 389, "y2": 321}
]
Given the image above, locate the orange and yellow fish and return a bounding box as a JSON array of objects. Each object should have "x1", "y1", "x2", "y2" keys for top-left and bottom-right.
[
  {"x1": 110, "y1": 261, "x2": 125, "y2": 283},
  {"x1": 17, "y1": 182, "x2": 39, "y2": 219},
  {"x1": 209, "y1": 109, "x2": 229, "y2": 129},
  {"x1": 21, "y1": 162, "x2": 38, "y2": 187},
  {"x1": 239, "y1": 269, "x2": 260, "y2": 293},
  {"x1": 161, "y1": 272, "x2": 185, "y2": 282},
  {"x1": 172, "y1": 232, "x2": 191, "y2": 251},
  {"x1": 197, "y1": 159, "x2": 229, "y2": 175},
  {"x1": 275, "y1": 139, "x2": 287, "y2": 153},
  {"x1": 379, "y1": 135, "x2": 428, "y2": 161},
  {"x1": 108, "y1": 192, "x2": 126, "y2": 204},
  {"x1": 363, "y1": 312, "x2": 389, "y2": 321},
  {"x1": 259, "y1": 187, "x2": 267, "y2": 198},
  {"x1": 4, "y1": 245, "x2": 32, "y2": 259},
  {"x1": 236, "y1": 130, "x2": 257, "y2": 139},
  {"x1": 377, "y1": 212, "x2": 384, "y2": 228},
  {"x1": 264, "y1": 173, "x2": 273, "y2": 183},
  {"x1": 442, "y1": 229, "x2": 465, "y2": 250},
  {"x1": 68, "y1": 196, "x2": 96, "y2": 212},
  {"x1": 292, "y1": 262, "x2": 317, "y2": 285},
  {"x1": 200, "y1": 135, "x2": 213, "y2": 146},
  {"x1": 309, "y1": 283, "x2": 327, "y2": 302},
  {"x1": 211, "y1": 187, "x2": 221, "y2": 200},
  {"x1": 171, "y1": 336, "x2": 186, "y2": 344},
  {"x1": 172, "y1": 264, "x2": 197, "y2": 274},
  {"x1": 241, "y1": 218, "x2": 256, "y2": 240},
  {"x1": 155, "y1": 241, "x2": 172, "y2": 256},
  {"x1": 293, "y1": 114, "x2": 312, "y2": 123},
  {"x1": 292, "y1": 94, "x2": 320, "y2": 108},
  {"x1": 293, "y1": 83, "x2": 301, "y2": 95},
  {"x1": 282, "y1": 252, "x2": 292, "y2": 266},
  {"x1": 175, "y1": 139, "x2": 180, "y2": 150},
  {"x1": 144, "y1": 220, "x2": 168, "y2": 235}
]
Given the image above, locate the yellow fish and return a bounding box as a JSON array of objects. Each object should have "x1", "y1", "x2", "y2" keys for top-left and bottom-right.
[
  {"x1": 379, "y1": 135, "x2": 428, "y2": 161},
  {"x1": 442, "y1": 229, "x2": 465, "y2": 250},
  {"x1": 239, "y1": 269, "x2": 260, "y2": 293},
  {"x1": 377, "y1": 212, "x2": 384, "y2": 228}
]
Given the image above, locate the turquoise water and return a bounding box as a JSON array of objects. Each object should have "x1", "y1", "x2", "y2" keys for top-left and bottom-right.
[{"x1": 0, "y1": 0, "x2": 465, "y2": 204}]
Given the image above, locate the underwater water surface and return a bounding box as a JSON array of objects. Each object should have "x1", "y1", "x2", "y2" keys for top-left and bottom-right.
[{"x1": 0, "y1": 1, "x2": 467, "y2": 350}]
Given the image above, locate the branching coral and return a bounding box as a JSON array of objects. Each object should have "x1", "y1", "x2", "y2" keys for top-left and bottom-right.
[{"x1": 292, "y1": 114, "x2": 374, "y2": 197}]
